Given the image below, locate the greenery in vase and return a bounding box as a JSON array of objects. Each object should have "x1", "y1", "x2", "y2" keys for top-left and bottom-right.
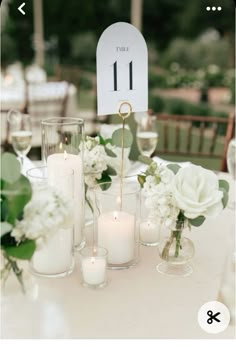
[
  {"x1": 138, "y1": 156, "x2": 229, "y2": 259},
  {"x1": 1, "y1": 153, "x2": 72, "y2": 292}
]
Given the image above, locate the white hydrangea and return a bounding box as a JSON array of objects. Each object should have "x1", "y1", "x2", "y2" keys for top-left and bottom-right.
[
  {"x1": 143, "y1": 163, "x2": 180, "y2": 228},
  {"x1": 11, "y1": 185, "x2": 72, "y2": 248},
  {"x1": 83, "y1": 136, "x2": 108, "y2": 187}
]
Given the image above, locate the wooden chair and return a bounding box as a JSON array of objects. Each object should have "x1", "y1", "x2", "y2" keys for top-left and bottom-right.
[
  {"x1": 1, "y1": 81, "x2": 70, "y2": 155},
  {"x1": 153, "y1": 112, "x2": 235, "y2": 172}
]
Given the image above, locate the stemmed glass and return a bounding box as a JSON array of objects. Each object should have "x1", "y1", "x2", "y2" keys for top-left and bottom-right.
[
  {"x1": 227, "y1": 138, "x2": 236, "y2": 209},
  {"x1": 7, "y1": 110, "x2": 32, "y2": 167},
  {"x1": 136, "y1": 113, "x2": 158, "y2": 157}
]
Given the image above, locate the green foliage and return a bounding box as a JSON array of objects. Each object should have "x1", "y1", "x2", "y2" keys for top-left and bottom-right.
[
  {"x1": 1, "y1": 152, "x2": 21, "y2": 184},
  {"x1": 137, "y1": 175, "x2": 146, "y2": 188},
  {"x1": 162, "y1": 37, "x2": 231, "y2": 70},
  {"x1": 188, "y1": 216, "x2": 206, "y2": 227},
  {"x1": 219, "y1": 179, "x2": 229, "y2": 208},
  {"x1": 106, "y1": 166, "x2": 117, "y2": 176},
  {"x1": 79, "y1": 74, "x2": 93, "y2": 90},
  {"x1": 1, "y1": 222, "x2": 12, "y2": 237},
  {"x1": 1, "y1": 175, "x2": 32, "y2": 225},
  {"x1": 96, "y1": 172, "x2": 112, "y2": 191},
  {"x1": 138, "y1": 155, "x2": 153, "y2": 165},
  {"x1": 71, "y1": 32, "x2": 96, "y2": 65},
  {"x1": 167, "y1": 164, "x2": 181, "y2": 174},
  {"x1": 104, "y1": 147, "x2": 117, "y2": 158},
  {"x1": 112, "y1": 128, "x2": 133, "y2": 148},
  {"x1": 4, "y1": 240, "x2": 36, "y2": 260}
]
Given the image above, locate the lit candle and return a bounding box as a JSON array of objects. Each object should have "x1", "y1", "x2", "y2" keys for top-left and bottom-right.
[
  {"x1": 47, "y1": 152, "x2": 84, "y2": 247},
  {"x1": 140, "y1": 220, "x2": 159, "y2": 244},
  {"x1": 81, "y1": 256, "x2": 106, "y2": 286},
  {"x1": 97, "y1": 211, "x2": 135, "y2": 264}
]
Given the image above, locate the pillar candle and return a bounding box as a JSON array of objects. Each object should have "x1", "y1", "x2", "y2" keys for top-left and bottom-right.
[
  {"x1": 98, "y1": 211, "x2": 135, "y2": 264},
  {"x1": 47, "y1": 153, "x2": 84, "y2": 247}
]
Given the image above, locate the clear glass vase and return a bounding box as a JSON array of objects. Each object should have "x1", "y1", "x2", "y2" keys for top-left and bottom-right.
[
  {"x1": 157, "y1": 221, "x2": 195, "y2": 277},
  {"x1": 41, "y1": 117, "x2": 84, "y2": 250},
  {"x1": 27, "y1": 167, "x2": 75, "y2": 277},
  {"x1": 93, "y1": 179, "x2": 140, "y2": 269}
]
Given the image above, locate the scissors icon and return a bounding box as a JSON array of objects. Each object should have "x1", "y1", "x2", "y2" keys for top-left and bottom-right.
[{"x1": 207, "y1": 310, "x2": 221, "y2": 324}]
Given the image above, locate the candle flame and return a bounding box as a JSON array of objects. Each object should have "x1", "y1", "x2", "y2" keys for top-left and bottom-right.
[
  {"x1": 64, "y1": 150, "x2": 68, "y2": 160},
  {"x1": 113, "y1": 211, "x2": 118, "y2": 221},
  {"x1": 91, "y1": 257, "x2": 95, "y2": 264},
  {"x1": 59, "y1": 142, "x2": 63, "y2": 150}
]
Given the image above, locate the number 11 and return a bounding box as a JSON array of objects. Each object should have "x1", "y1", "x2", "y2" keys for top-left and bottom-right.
[{"x1": 112, "y1": 61, "x2": 133, "y2": 91}]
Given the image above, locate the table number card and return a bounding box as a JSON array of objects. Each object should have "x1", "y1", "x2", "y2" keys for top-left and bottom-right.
[{"x1": 96, "y1": 22, "x2": 148, "y2": 115}]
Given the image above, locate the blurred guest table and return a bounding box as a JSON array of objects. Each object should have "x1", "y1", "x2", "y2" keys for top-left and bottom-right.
[{"x1": 1, "y1": 170, "x2": 235, "y2": 339}]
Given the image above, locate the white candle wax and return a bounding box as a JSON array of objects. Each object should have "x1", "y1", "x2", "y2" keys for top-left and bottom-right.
[
  {"x1": 47, "y1": 153, "x2": 84, "y2": 246},
  {"x1": 98, "y1": 211, "x2": 135, "y2": 265},
  {"x1": 140, "y1": 220, "x2": 159, "y2": 243},
  {"x1": 32, "y1": 227, "x2": 73, "y2": 274},
  {"x1": 81, "y1": 257, "x2": 106, "y2": 286}
]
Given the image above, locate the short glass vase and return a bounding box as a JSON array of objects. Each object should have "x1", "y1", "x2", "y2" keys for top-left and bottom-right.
[{"x1": 157, "y1": 221, "x2": 194, "y2": 277}]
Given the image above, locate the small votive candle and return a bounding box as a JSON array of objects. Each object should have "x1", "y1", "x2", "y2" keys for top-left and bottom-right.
[
  {"x1": 140, "y1": 219, "x2": 160, "y2": 246},
  {"x1": 80, "y1": 247, "x2": 108, "y2": 289}
]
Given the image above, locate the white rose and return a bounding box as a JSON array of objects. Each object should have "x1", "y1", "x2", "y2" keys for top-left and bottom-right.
[{"x1": 172, "y1": 165, "x2": 223, "y2": 219}]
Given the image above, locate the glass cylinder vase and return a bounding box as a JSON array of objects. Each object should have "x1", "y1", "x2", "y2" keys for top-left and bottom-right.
[
  {"x1": 93, "y1": 180, "x2": 140, "y2": 269},
  {"x1": 157, "y1": 220, "x2": 194, "y2": 277},
  {"x1": 41, "y1": 117, "x2": 84, "y2": 250},
  {"x1": 27, "y1": 166, "x2": 75, "y2": 277}
]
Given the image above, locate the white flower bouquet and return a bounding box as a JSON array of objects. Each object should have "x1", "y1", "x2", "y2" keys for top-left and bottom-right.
[
  {"x1": 1, "y1": 153, "x2": 72, "y2": 292},
  {"x1": 138, "y1": 159, "x2": 229, "y2": 258}
]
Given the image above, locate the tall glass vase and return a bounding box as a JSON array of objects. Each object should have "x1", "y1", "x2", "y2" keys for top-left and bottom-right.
[
  {"x1": 93, "y1": 179, "x2": 140, "y2": 269},
  {"x1": 41, "y1": 118, "x2": 84, "y2": 250},
  {"x1": 27, "y1": 166, "x2": 75, "y2": 277},
  {"x1": 157, "y1": 220, "x2": 195, "y2": 277}
]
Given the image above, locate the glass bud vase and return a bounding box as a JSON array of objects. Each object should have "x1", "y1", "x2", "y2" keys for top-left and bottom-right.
[
  {"x1": 41, "y1": 117, "x2": 84, "y2": 250},
  {"x1": 157, "y1": 221, "x2": 194, "y2": 277}
]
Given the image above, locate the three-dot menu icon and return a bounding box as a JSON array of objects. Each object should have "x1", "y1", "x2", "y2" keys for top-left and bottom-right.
[{"x1": 206, "y1": 6, "x2": 222, "y2": 11}]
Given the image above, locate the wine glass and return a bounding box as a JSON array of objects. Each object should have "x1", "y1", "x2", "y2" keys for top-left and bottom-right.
[
  {"x1": 7, "y1": 110, "x2": 32, "y2": 167},
  {"x1": 227, "y1": 138, "x2": 236, "y2": 209},
  {"x1": 136, "y1": 114, "x2": 158, "y2": 157}
]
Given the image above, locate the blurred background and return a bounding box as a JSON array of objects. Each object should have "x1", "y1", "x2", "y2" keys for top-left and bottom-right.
[{"x1": 1, "y1": 0, "x2": 235, "y2": 170}]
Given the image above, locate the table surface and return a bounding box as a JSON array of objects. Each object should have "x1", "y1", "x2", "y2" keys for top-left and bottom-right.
[{"x1": 1, "y1": 172, "x2": 235, "y2": 339}]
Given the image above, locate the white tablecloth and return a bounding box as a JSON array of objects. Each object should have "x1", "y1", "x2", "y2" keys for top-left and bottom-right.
[{"x1": 1, "y1": 173, "x2": 235, "y2": 339}]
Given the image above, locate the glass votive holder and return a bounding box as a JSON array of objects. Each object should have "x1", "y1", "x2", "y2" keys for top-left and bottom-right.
[
  {"x1": 139, "y1": 218, "x2": 160, "y2": 247},
  {"x1": 80, "y1": 247, "x2": 108, "y2": 289}
]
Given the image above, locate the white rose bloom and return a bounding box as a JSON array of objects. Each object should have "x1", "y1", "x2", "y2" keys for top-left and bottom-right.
[{"x1": 172, "y1": 165, "x2": 223, "y2": 219}]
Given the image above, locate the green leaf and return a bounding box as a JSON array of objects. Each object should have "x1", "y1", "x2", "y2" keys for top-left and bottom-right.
[
  {"x1": 105, "y1": 138, "x2": 112, "y2": 145},
  {"x1": 105, "y1": 166, "x2": 117, "y2": 176},
  {"x1": 138, "y1": 175, "x2": 146, "y2": 188},
  {"x1": 96, "y1": 173, "x2": 112, "y2": 191},
  {"x1": 104, "y1": 146, "x2": 117, "y2": 158},
  {"x1": 1, "y1": 175, "x2": 32, "y2": 225},
  {"x1": 4, "y1": 239, "x2": 36, "y2": 260},
  {"x1": 1, "y1": 152, "x2": 21, "y2": 184},
  {"x1": 167, "y1": 163, "x2": 181, "y2": 174},
  {"x1": 188, "y1": 215, "x2": 206, "y2": 227},
  {"x1": 219, "y1": 187, "x2": 229, "y2": 208},
  {"x1": 1, "y1": 222, "x2": 12, "y2": 237},
  {"x1": 138, "y1": 155, "x2": 153, "y2": 165},
  {"x1": 112, "y1": 128, "x2": 133, "y2": 148},
  {"x1": 219, "y1": 179, "x2": 229, "y2": 193},
  {"x1": 98, "y1": 135, "x2": 106, "y2": 145}
]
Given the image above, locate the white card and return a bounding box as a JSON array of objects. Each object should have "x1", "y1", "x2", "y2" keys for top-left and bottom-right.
[{"x1": 96, "y1": 22, "x2": 148, "y2": 116}]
